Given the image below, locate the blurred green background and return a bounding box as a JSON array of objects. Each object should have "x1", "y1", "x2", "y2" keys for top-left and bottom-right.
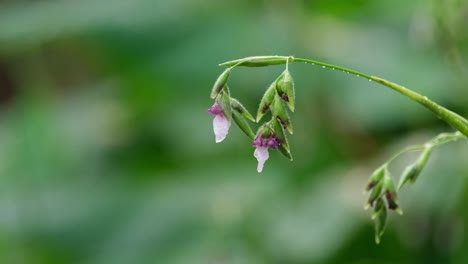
[{"x1": 0, "y1": 0, "x2": 467, "y2": 263}]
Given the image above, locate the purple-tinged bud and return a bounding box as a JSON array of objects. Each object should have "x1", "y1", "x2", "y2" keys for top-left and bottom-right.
[
  {"x1": 210, "y1": 68, "x2": 232, "y2": 99},
  {"x1": 271, "y1": 118, "x2": 292, "y2": 160},
  {"x1": 276, "y1": 70, "x2": 295, "y2": 112},
  {"x1": 256, "y1": 82, "x2": 277, "y2": 122},
  {"x1": 272, "y1": 93, "x2": 293, "y2": 134},
  {"x1": 365, "y1": 166, "x2": 385, "y2": 191},
  {"x1": 365, "y1": 181, "x2": 383, "y2": 210},
  {"x1": 383, "y1": 170, "x2": 402, "y2": 214}
]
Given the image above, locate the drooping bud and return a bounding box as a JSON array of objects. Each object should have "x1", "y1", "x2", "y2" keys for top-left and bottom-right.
[
  {"x1": 373, "y1": 198, "x2": 387, "y2": 244},
  {"x1": 365, "y1": 166, "x2": 386, "y2": 191},
  {"x1": 210, "y1": 68, "x2": 232, "y2": 99},
  {"x1": 271, "y1": 118, "x2": 292, "y2": 160},
  {"x1": 365, "y1": 181, "x2": 383, "y2": 209},
  {"x1": 398, "y1": 147, "x2": 432, "y2": 190},
  {"x1": 220, "y1": 56, "x2": 291, "y2": 67},
  {"x1": 256, "y1": 82, "x2": 277, "y2": 122},
  {"x1": 272, "y1": 93, "x2": 293, "y2": 134},
  {"x1": 217, "y1": 90, "x2": 232, "y2": 121},
  {"x1": 371, "y1": 198, "x2": 385, "y2": 220},
  {"x1": 276, "y1": 69, "x2": 295, "y2": 112},
  {"x1": 232, "y1": 111, "x2": 255, "y2": 139},
  {"x1": 230, "y1": 98, "x2": 255, "y2": 122},
  {"x1": 383, "y1": 170, "x2": 402, "y2": 214}
]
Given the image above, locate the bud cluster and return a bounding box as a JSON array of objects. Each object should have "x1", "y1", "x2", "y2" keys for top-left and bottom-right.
[
  {"x1": 364, "y1": 166, "x2": 402, "y2": 244},
  {"x1": 363, "y1": 133, "x2": 457, "y2": 244},
  {"x1": 208, "y1": 59, "x2": 295, "y2": 172}
]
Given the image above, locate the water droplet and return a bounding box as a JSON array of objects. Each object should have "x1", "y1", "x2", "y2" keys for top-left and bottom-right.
[
  {"x1": 322, "y1": 66, "x2": 325, "y2": 68},
  {"x1": 369, "y1": 79, "x2": 372, "y2": 82}
]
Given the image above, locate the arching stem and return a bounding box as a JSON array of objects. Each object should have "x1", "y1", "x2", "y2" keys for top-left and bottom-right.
[{"x1": 220, "y1": 56, "x2": 468, "y2": 136}]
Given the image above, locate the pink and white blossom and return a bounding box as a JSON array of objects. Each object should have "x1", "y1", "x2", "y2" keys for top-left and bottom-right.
[
  {"x1": 252, "y1": 134, "x2": 280, "y2": 172},
  {"x1": 208, "y1": 102, "x2": 231, "y2": 143}
]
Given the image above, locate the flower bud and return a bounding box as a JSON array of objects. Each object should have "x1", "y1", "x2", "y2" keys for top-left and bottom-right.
[
  {"x1": 374, "y1": 199, "x2": 387, "y2": 244},
  {"x1": 276, "y1": 70, "x2": 295, "y2": 112},
  {"x1": 272, "y1": 93, "x2": 293, "y2": 134},
  {"x1": 271, "y1": 118, "x2": 292, "y2": 160},
  {"x1": 365, "y1": 166, "x2": 385, "y2": 191},
  {"x1": 220, "y1": 56, "x2": 291, "y2": 67},
  {"x1": 365, "y1": 181, "x2": 383, "y2": 209},
  {"x1": 230, "y1": 98, "x2": 255, "y2": 122},
  {"x1": 216, "y1": 91, "x2": 232, "y2": 121},
  {"x1": 398, "y1": 147, "x2": 432, "y2": 190},
  {"x1": 210, "y1": 68, "x2": 232, "y2": 99},
  {"x1": 383, "y1": 171, "x2": 402, "y2": 214},
  {"x1": 232, "y1": 111, "x2": 255, "y2": 140},
  {"x1": 371, "y1": 198, "x2": 385, "y2": 220},
  {"x1": 256, "y1": 82, "x2": 277, "y2": 122}
]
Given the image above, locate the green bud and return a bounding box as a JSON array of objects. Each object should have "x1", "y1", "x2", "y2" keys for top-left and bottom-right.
[
  {"x1": 371, "y1": 198, "x2": 385, "y2": 220},
  {"x1": 256, "y1": 123, "x2": 272, "y2": 138},
  {"x1": 220, "y1": 56, "x2": 291, "y2": 67},
  {"x1": 383, "y1": 171, "x2": 402, "y2": 214},
  {"x1": 398, "y1": 147, "x2": 432, "y2": 190},
  {"x1": 272, "y1": 93, "x2": 293, "y2": 134},
  {"x1": 256, "y1": 82, "x2": 277, "y2": 122},
  {"x1": 365, "y1": 166, "x2": 386, "y2": 191},
  {"x1": 232, "y1": 111, "x2": 255, "y2": 140},
  {"x1": 217, "y1": 91, "x2": 232, "y2": 122},
  {"x1": 271, "y1": 118, "x2": 293, "y2": 160},
  {"x1": 365, "y1": 181, "x2": 383, "y2": 210},
  {"x1": 210, "y1": 68, "x2": 232, "y2": 99},
  {"x1": 374, "y1": 200, "x2": 387, "y2": 244},
  {"x1": 276, "y1": 70, "x2": 295, "y2": 112},
  {"x1": 230, "y1": 98, "x2": 255, "y2": 122}
]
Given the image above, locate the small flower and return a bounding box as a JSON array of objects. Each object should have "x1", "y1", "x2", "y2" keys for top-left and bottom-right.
[
  {"x1": 252, "y1": 133, "x2": 280, "y2": 173},
  {"x1": 208, "y1": 102, "x2": 231, "y2": 143}
]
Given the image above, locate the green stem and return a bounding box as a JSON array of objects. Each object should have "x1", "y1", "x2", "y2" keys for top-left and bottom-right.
[
  {"x1": 221, "y1": 56, "x2": 468, "y2": 137},
  {"x1": 384, "y1": 131, "x2": 464, "y2": 165}
]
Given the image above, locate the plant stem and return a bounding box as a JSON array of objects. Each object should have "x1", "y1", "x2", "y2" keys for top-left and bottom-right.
[{"x1": 221, "y1": 56, "x2": 468, "y2": 136}]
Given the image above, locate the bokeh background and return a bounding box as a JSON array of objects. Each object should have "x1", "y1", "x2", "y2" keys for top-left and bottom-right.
[{"x1": 0, "y1": 0, "x2": 468, "y2": 263}]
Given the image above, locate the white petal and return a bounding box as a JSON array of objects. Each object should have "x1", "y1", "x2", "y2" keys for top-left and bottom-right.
[
  {"x1": 213, "y1": 115, "x2": 230, "y2": 143},
  {"x1": 254, "y1": 146, "x2": 269, "y2": 173}
]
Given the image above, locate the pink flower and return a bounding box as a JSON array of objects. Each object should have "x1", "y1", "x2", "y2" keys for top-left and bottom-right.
[
  {"x1": 208, "y1": 102, "x2": 231, "y2": 143},
  {"x1": 252, "y1": 134, "x2": 280, "y2": 172}
]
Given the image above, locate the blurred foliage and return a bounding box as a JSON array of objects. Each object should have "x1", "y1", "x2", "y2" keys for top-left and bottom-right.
[{"x1": 0, "y1": 0, "x2": 467, "y2": 263}]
